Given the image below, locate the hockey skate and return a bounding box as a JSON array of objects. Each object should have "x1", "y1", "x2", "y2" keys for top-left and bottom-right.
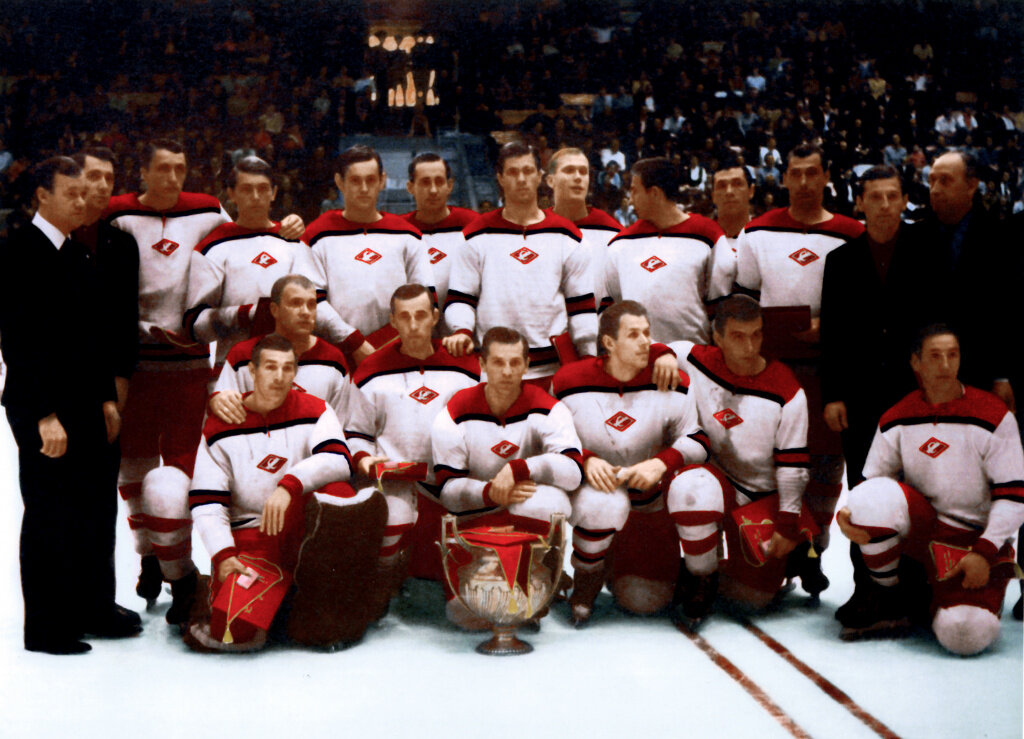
[
  {"x1": 136, "y1": 554, "x2": 163, "y2": 608},
  {"x1": 837, "y1": 579, "x2": 911, "y2": 641},
  {"x1": 165, "y1": 570, "x2": 198, "y2": 628},
  {"x1": 672, "y1": 567, "x2": 718, "y2": 630},
  {"x1": 568, "y1": 567, "x2": 605, "y2": 627},
  {"x1": 786, "y1": 543, "x2": 829, "y2": 598}
]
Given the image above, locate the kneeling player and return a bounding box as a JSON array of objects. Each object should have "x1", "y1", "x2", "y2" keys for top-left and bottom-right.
[
  {"x1": 837, "y1": 325, "x2": 1024, "y2": 655},
  {"x1": 187, "y1": 334, "x2": 385, "y2": 652},
  {"x1": 431, "y1": 327, "x2": 583, "y2": 627},
  {"x1": 553, "y1": 301, "x2": 709, "y2": 624},
  {"x1": 668, "y1": 296, "x2": 813, "y2": 625}
]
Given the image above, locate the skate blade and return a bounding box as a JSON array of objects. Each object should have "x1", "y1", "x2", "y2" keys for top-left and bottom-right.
[{"x1": 839, "y1": 618, "x2": 911, "y2": 641}]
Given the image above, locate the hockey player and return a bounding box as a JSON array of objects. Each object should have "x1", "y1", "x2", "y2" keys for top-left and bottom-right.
[
  {"x1": 711, "y1": 156, "x2": 755, "y2": 242},
  {"x1": 667, "y1": 296, "x2": 812, "y2": 624},
  {"x1": 444, "y1": 142, "x2": 597, "y2": 383},
  {"x1": 187, "y1": 333, "x2": 384, "y2": 652},
  {"x1": 402, "y1": 153, "x2": 477, "y2": 336},
  {"x1": 836, "y1": 325, "x2": 1024, "y2": 655},
  {"x1": 431, "y1": 327, "x2": 583, "y2": 626},
  {"x1": 345, "y1": 283, "x2": 480, "y2": 614},
  {"x1": 544, "y1": 147, "x2": 622, "y2": 311},
  {"x1": 733, "y1": 143, "x2": 864, "y2": 595},
  {"x1": 209, "y1": 274, "x2": 354, "y2": 425},
  {"x1": 302, "y1": 145, "x2": 432, "y2": 362},
  {"x1": 552, "y1": 301, "x2": 709, "y2": 625},
  {"x1": 184, "y1": 157, "x2": 349, "y2": 370},
  {"x1": 600, "y1": 157, "x2": 732, "y2": 345},
  {"x1": 105, "y1": 139, "x2": 305, "y2": 622}
]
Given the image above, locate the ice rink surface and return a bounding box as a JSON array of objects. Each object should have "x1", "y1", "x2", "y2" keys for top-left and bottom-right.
[{"x1": 0, "y1": 419, "x2": 1020, "y2": 739}]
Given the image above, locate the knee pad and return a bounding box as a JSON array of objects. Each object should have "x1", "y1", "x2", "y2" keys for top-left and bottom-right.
[
  {"x1": 666, "y1": 466, "x2": 725, "y2": 516},
  {"x1": 570, "y1": 485, "x2": 631, "y2": 530},
  {"x1": 381, "y1": 482, "x2": 419, "y2": 527},
  {"x1": 847, "y1": 477, "x2": 909, "y2": 535},
  {"x1": 511, "y1": 484, "x2": 572, "y2": 523},
  {"x1": 932, "y1": 605, "x2": 1001, "y2": 656},
  {"x1": 611, "y1": 575, "x2": 674, "y2": 615},
  {"x1": 141, "y1": 465, "x2": 192, "y2": 520}
]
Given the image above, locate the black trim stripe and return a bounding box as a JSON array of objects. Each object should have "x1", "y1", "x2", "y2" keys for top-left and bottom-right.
[
  {"x1": 732, "y1": 282, "x2": 761, "y2": 301},
  {"x1": 629, "y1": 489, "x2": 662, "y2": 508},
  {"x1": 230, "y1": 516, "x2": 259, "y2": 529},
  {"x1": 300, "y1": 358, "x2": 348, "y2": 375},
  {"x1": 453, "y1": 506, "x2": 501, "y2": 517},
  {"x1": 344, "y1": 430, "x2": 375, "y2": 443},
  {"x1": 312, "y1": 438, "x2": 349, "y2": 454},
  {"x1": 452, "y1": 407, "x2": 553, "y2": 426},
  {"x1": 573, "y1": 525, "x2": 617, "y2": 540},
  {"x1": 992, "y1": 491, "x2": 1024, "y2": 504},
  {"x1": 579, "y1": 224, "x2": 620, "y2": 233},
  {"x1": 745, "y1": 224, "x2": 858, "y2": 241},
  {"x1": 356, "y1": 363, "x2": 479, "y2": 388},
  {"x1": 207, "y1": 416, "x2": 318, "y2": 446},
  {"x1": 689, "y1": 355, "x2": 785, "y2": 406},
  {"x1": 611, "y1": 231, "x2": 715, "y2": 248},
  {"x1": 729, "y1": 477, "x2": 776, "y2": 501},
  {"x1": 444, "y1": 289, "x2": 479, "y2": 309},
  {"x1": 419, "y1": 225, "x2": 465, "y2": 235},
  {"x1": 465, "y1": 226, "x2": 581, "y2": 243},
  {"x1": 555, "y1": 382, "x2": 688, "y2": 399},
  {"x1": 200, "y1": 230, "x2": 289, "y2": 255},
  {"x1": 879, "y1": 415, "x2": 997, "y2": 434},
  {"x1": 182, "y1": 302, "x2": 212, "y2": 340},
  {"x1": 867, "y1": 532, "x2": 897, "y2": 544},
  {"x1": 110, "y1": 206, "x2": 222, "y2": 220},
  {"x1": 308, "y1": 228, "x2": 421, "y2": 247},
  {"x1": 689, "y1": 431, "x2": 711, "y2": 457}
]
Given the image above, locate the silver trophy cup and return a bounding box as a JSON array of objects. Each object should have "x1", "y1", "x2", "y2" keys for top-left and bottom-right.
[{"x1": 440, "y1": 514, "x2": 565, "y2": 655}]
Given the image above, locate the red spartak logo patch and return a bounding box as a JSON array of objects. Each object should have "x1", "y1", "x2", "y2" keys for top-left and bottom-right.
[
  {"x1": 152, "y1": 238, "x2": 180, "y2": 256},
  {"x1": 605, "y1": 411, "x2": 636, "y2": 432},
  {"x1": 919, "y1": 437, "x2": 949, "y2": 458},
  {"x1": 788, "y1": 248, "x2": 819, "y2": 266},
  {"x1": 409, "y1": 386, "x2": 439, "y2": 404},
  {"x1": 427, "y1": 247, "x2": 447, "y2": 264},
  {"x1": 257, "y1": 454, "x2": 288, "y2": 473},
  {"x1": 252, "y1": 251, "x2": 278, "y2": 268},
  {"x1": 714, "y1": 408, "x2": 744, "y2": 429},
  {"x1": 641, "y1": 256, "x2": 667, "y2": 272},
  {"x1": 355, "y1": 248, "x2": 382, "y2": 265},
  {"x1": 510, "y1": 247, "x2": 539, "y2": 265},
  {"x1": 491, "y1": 441, "x2": 520, "y2": 459}
]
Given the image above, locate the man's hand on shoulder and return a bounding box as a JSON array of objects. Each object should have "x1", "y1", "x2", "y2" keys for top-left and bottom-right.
[
  {"x1": 209, "y1": 391, "x2": 247, "y2": 425},
  {"x1": 652, "y1": 353, "x2": 680, "y2": 391},
  {"x1": 992, "y1": 380, "x2": 1015, "y2": 412},
  {"x1": 442, "y1": 333, "x2": 474, "y2": 357},
  {"x1": 352, "y1": 341, "x2": 375, "y2": 365},
  {"x1": 279, "y1": 214, "x2": 305, "y2": 240}
]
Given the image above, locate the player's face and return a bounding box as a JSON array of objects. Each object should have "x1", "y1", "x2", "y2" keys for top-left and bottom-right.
[
  {"x1": 546, "y1": 154, "x2": 590, "y2": 205},
  {"x1": 928, "y1": 153, "x2": 977, "y2": 225},
  {"x1": 141, "y1": 148, "x2": 187, "y2": 202},
  {"x1": 629, "y1": 174, "x2": 652, "y2": 220},
  {"x1": 481, "y1": 341, "x2": 528, "y2": 395},
  {"x1": 36, "y1": 173, "x2": 87, "y2": 234},
  {"x1": 497, "y1": 154, "x2": 542, "y2": 208},
  {"x1": 604, "y1": 313, "x2": 651, "y2": 373},
  {"x1": 407, "y1": 161, "x2": 453, "y2": 213},
  {"x1": 271, "y1": 284, "x2": 317, "y2": 338},
  {"x1": 390, "y1": 292, "x2": 439, "y2": 345},
  {"x1": 81, "y1": 156, "x2": 115, "y2": 214},
  {"x1": 250, "y1": 348, "x2": 298, "y2": 408},
  {"x1": 711, "y1": 167, "x2": 754, "y2": 214},
  {"x1": 911, "y1": 333, "x2": 961, "y2": 392},
  {"x1": 856, "y1": 176, "x2": 906, "y2": 243},
  {"x1": 336, "y1": 159, "x2": 384, "y2": 217},
  {"x1": 782, "y1": 154, "x2": 828, "y2": 210},
  {"x1": 714, "y1": 317, "x2": 764, "y2": 376},
  {"x1": 228, "y1": 171, "x2": 276, "y2": 220}
]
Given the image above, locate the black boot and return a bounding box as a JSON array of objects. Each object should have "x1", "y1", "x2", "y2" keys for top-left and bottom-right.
[
  {"x1": 568, "y1": 566, "x2": 606, "y2": 627},
  {"x1": 786, "y1": 542, "x2": 829, "y2": 597},
  {"x1": 837, "y1": 578, "x2": 910, "y2": 641},
  {"x1": 165, "y1": 570, "x2": 198, "y2": 627},
  {"x1": 672, "y1": 567, "x2": 718, "y2": 628},
  {"x1": 136, "y1": 555, "x2": 163, "y2": 608}
]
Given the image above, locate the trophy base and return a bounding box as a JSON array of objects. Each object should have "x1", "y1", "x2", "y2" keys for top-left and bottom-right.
[{"x1": 475, "y1": 626, "x2": 533, "y2": 656}]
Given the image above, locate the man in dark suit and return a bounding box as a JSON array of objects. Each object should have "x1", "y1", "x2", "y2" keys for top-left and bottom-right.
[{"x1": 0, "y1": 157, "x2": 140, "y2": 654}]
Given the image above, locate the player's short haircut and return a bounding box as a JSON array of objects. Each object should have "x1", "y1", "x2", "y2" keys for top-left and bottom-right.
[
  {"x1": 335, "y1": 145, "x2": 382, "y2": 179},
  {"x1": 631, "y1": 157, "x2": 682, "y2": 202},
  {"x1": 712, "y1": 295, "x2": 762, "y2": 335},
  {"x1": 390, "y1": 283, "x2": 431, "y2": 313},
  {"x1": 496, "y1": 141, "x2": 541, "y2": 174},
  {"x1": 251, "y1": 333, "x2": 296, "y2": 366},
  {"x1": 786, "y1": 143, "x2": 828, "y2": 172},
  {"x1": 711, "y1": 153, "x2": 754, "y2": 186},
  {"x1": 144, "y1": 138, "x2": 186, "y2": 168},
  {"x1": 911, "y1": 323, "x2": 960, "y2": 357},
  {"x1": 547, "y1": 147, "x2": 587, "y2": 175},
  {"x1": 598, "y1": 300, "x2": 649, "y2": 354},
  {"x1": 855, "y1": 164, "x2": 903, "y2": 197},
  {"x1": 408, "y1": 152, "x2": 451, "y2": 181},
  {"x1": 72, "y1": 146, "x2": 117, "y2": 168},
  {"x1": 480, "y1": 326, "x2": 529, "y2": 361},
  {"x1": 32, "y1": 156, "x2": 81, "y2": 193},
  {"x1": 270, "y1": 274, "x2": 315, "y2": 304},
  {"x1": 228, "y1": 156, "x2": 275, "y2": 189}
]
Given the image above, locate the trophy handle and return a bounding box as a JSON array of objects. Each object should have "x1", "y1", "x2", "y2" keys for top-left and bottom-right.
[
  {"x1": 438, "y1": 514, "x2": 467, "y2": 605},
  {"x1": 525, "y1": 513, "x2": 566, "y2": 617}
]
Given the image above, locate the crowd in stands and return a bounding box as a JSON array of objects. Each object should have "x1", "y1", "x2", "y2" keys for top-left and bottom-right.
[{"x1": 1, "y1": 0, "x2": 1023, "y2": 227}]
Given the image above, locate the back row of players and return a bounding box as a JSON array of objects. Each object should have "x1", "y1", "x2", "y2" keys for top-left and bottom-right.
[{"x1": 13, "y1": 139, "x2": 1023, "y2": 656}]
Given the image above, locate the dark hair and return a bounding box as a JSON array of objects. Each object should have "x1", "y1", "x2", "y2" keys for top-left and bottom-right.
[
  {"x1": 251, "y1": 333, "x2": 296, "y2": 366},
  {"x1": 144, "y1": 138, "x2": 186, "y2": 168},
  {"x1": 228, "y1": 156, "x2": 275, "y2": 189},
  {"x1": 32, "y1": 156, "x2": 81, "y2": 193},
  {"x1": 712, "y1": 295, "x2": 762, "y2": 335},
  {"x1": 390, "y1": 283, "x2": 431, "y2": 312},
  {"x1": 786, "y1": 143, "x2": 828, "y2": 172},
  {"x1": 911, "y1": 323, "x2": 959, "y2": 357},
  {"x1": 855, "y1": 164, "x2": 903, "y2": 198},
  {"x1": 481, "y1": 326, "x2": 528, "y2": 361},
  {"x1": 598, "y1": 300, "x2": 649, "y2": 354},
  {"x1": 270, "y1": 274, "x2": 315, "y2": 304},
  {"x1": 631, "y1": 157, "x2": 681, "y2": 202},
  {"x1": 72, "y1": 146, "x2": 116, "y2": 168},
  {"x1": 712, "y1": 153, "x2": 754, "y2": 186},
  {"x1": 547, "y1": 147, "x2": 586, "y2": 175},
  {"x1": 335, "y1": 145, "x2": 382, "y2": 179},
  {"x1": 496, "y1": 142, "x2": 540, "y2": 174},
  {"x1": 408, "y1": 152, "x2": 451, "y2": 181}
]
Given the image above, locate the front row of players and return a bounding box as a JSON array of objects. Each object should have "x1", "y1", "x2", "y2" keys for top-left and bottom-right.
[{"x1": 159, "y1": 282, "x2": 1022, "y2": 656}]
